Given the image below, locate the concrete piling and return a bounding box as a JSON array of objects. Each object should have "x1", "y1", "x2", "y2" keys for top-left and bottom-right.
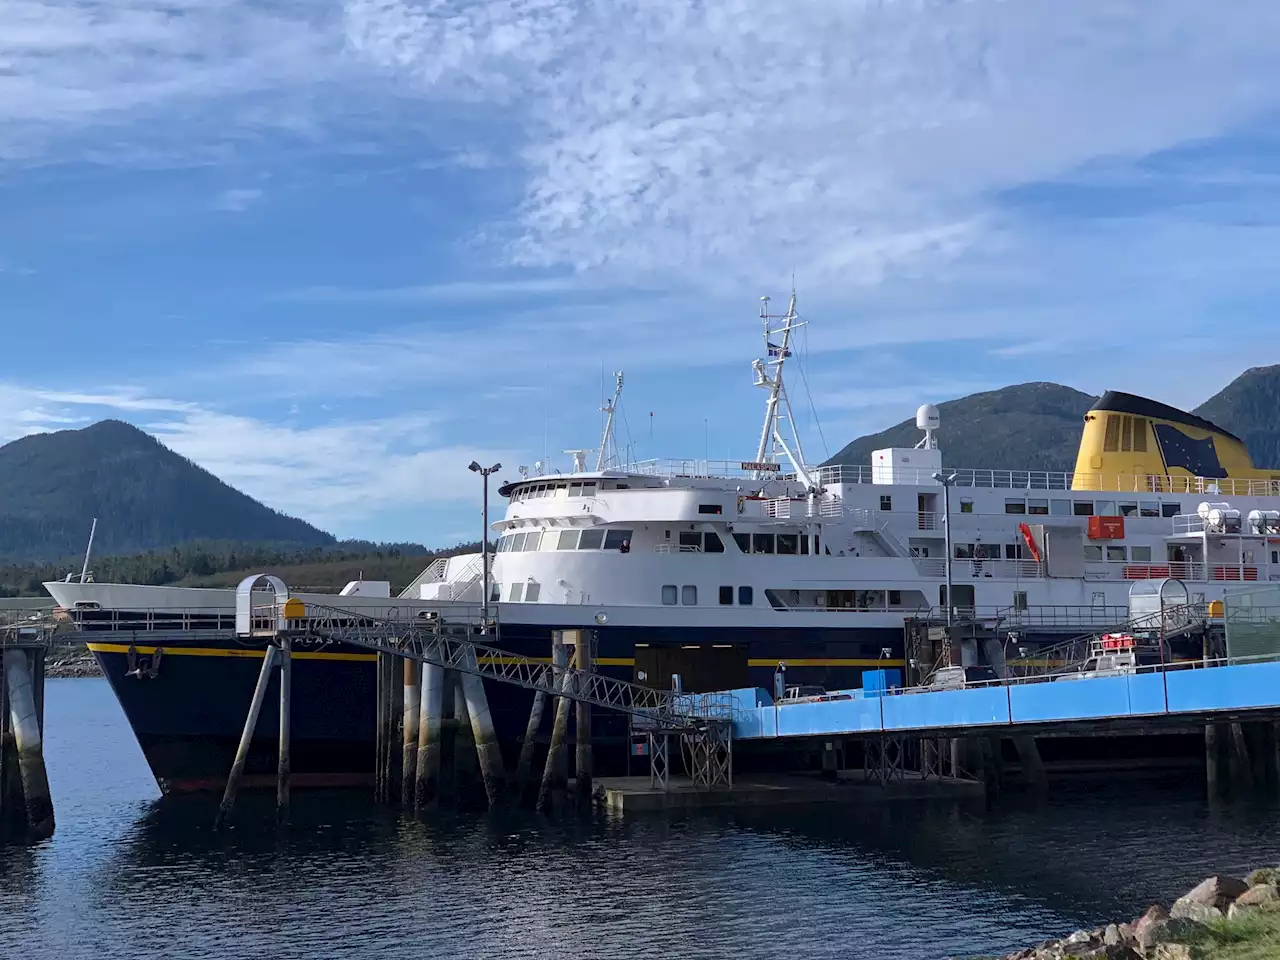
[
  {"x1": 453, "y1": 674, "x2": 481, "y2": 807},
  {"x1": 414, "y1": 663, "x2": 445, "y2": 809},
  {"x1": 514, "y1": 688, "x2": 548, "y2": 807},
  {"x1": 537, "y1": 642, "x2": 572, "y2": 813},
  {"x1": 573, "y1": 635, "x2": 593, "y2": 803},
  {"x1": 2, "y1": 648, "x2": 54, "y2": 842},
  {"x1": 460, "y1": 672, "x2": 506, "y2": 808},
  {"x1": 402, "y1": 660, "x2": 421, "y2": 806},
  {"x1": 277, "y1": 637, "x2": 291, "y2": 822},
  {"x1": 215, "y1": 643, "x2": 279, "y2": 829}
]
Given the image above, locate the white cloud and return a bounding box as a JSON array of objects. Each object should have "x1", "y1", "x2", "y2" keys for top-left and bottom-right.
[
  {"x1": 216, "y1": 187, "x2": 265, "y2": 212},
  {"x1": 342, "y1": 0, "x2": 1280, "y2": 284}
]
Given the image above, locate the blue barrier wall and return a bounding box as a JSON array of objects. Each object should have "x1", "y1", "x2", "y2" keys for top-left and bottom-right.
[{"x1": 727, "y1": 661, "x2": 1280, "y2": 741}]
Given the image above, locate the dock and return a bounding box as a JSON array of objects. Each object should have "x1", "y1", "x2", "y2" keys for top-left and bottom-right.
[{"x1": 594, "y1": 771, "x2": 984, "y2": 813}]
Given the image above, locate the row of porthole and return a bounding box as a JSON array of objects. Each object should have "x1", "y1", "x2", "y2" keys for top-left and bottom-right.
[{"x1": 661, "y1": 585, "x2": 754, "y2": 606}]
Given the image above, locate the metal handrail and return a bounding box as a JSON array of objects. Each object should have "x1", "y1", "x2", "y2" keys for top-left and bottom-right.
[{"x1": 260, "y1": 602, "x2": 733, "y2": 730}]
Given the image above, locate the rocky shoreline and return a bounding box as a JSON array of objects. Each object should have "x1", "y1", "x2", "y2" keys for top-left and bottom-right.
[
  {"x1": 45, "y1": 644, "x2": 103, "y2": 679},
  {"x1": 995, "y1": 869, "x2": 1280, "y2": 959}
]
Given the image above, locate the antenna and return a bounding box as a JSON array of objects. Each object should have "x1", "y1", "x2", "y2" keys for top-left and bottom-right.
[
  {"x1": 752, "y1": 288, "x2": 812, "y2": 486},
  {"x1": 563, "y1": 449, "x2": 592, "y2": 473},
  {"x1": 80, "y1": 517, "x2": 97, "y2": 583},
  {"x1": 596, "y1": 371, "x2": 625, "y2": 471}
]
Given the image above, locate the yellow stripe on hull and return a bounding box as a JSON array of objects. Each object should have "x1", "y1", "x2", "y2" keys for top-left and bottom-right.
[{"x1": 86, "y1": 644, "x2": 904, "y2": 671}]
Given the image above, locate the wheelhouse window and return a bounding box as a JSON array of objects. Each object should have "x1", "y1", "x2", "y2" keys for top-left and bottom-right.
[
  {"x1": 568, "y1": 482, "x2": 584, "y2": 497},
  {"x1": 578, "y1": 529, "x2": 604, "y2": 550},
  {"x1": 508, "y1": 583, "x2": 524, "y2": 601},
  {"x1": 556, "y1": 531, "x2": 580, "y2": 550},
  {"x1": 678, "y1": 532, "x2": 702, "y2": 551},
  {"x1": 603, "y1": 529, "x2": 634, "y2": 550},
  {"x1": 738, "y1": 586, "x2": 753, "y2": 605},
  {"x1": 1160, "y1": 503, "x2": 1180, "y2": 518},
  {"x1": 525, "y1": 582, "x2": 541, "y2": 602},
  {"x1": 800, "y1": 535, "x2": 810, "y2": 555},
  {"x1": 1073, "y1": 501, "x2": 1095, "y2": 516},
  {"x1": 681, "y1": 585, "x2": 698, "y2": 605},
  {"x1": 733, "y1": 532, "x2": 751, "y2": 553},
  {"x1": 1119, "y1": 502, "x2": 1138, "y2": 517},
  {"x1": 704, "y1": 532, "x2": 725, "y2": 553},
  {"x1": 1004, "y1": 499, "x2": 1026, "y2": 515},
  {"x1": 1096, "y1": 500, "x2": 1116, "y2": 516},
  {"x1": 522, "y1": 532, "x2": 542, "y2": 551},
  {"x1": 1106, "y1": 546, "x2": 1126, "y2": 562},
  {"x1": 661, "y1": 585, "x2": 677, "y2": 605},
  {"x1": 1028, "y1": 499, "x2": 1049, "y2": 515},
  {"x1": 1083, "y1": 545, "x2": 1103, "y2": 561},
  {"x1": 752, "y1": 533, "x2": 775, "y2": 554},
  {"x1": 719, "y1": 586, "x2": 734, "y2": 605},
  {"x1": 776, "y1": 533, "x2": 799, "y2": 555}
]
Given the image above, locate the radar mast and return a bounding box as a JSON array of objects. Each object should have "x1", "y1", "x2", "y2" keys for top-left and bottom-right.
[{"x1": 752, "y1": 287, "x2": 813, "y2": 487}]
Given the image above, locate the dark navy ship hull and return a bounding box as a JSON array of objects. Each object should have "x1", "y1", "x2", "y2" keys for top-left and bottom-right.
[{"x1": 87, "y1": 621, "x2": 906, "y2": 792}]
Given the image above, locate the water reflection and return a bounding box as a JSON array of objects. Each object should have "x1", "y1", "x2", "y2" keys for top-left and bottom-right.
[{"x1": 3, "y1": 680, "x2": 1280, "y2": 960}]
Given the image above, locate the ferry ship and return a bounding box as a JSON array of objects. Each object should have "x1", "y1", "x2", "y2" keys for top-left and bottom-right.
[{"x1": 44, "y1": 292, "x2": 1280, "y2": 791}]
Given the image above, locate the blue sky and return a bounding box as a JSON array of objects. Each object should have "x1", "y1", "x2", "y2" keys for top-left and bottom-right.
[{"x1": 3, "y1": 0, "x2": 1280, "y2": 547}]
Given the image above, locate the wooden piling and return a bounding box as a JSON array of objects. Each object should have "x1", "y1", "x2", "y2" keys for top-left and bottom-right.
[
  {"x1": 215, "y1": 643, "x2": 279, "y2": 829},
  {"x1": 1206, "y1": 723, "x2": 1225, "y2": 796},
  {"x1": 460, "y1": 672, "x2": 506, "y2": 808},
  {"x1": 573, "y1": 634, "x2": 593, "y2": 803},
  {"x1": 2, "y1": 648, "x2": 54, "y2": 842},
  {"x1": 537, "y1": 642, "x2": 572, "y2": 813},
  {"x1": 414, "y1": 663, "x2": 445, "y2": 809},
  {"x1": 277, "y1": 636, "x2": 291, "y2": 822},
  {"x1": 514, "y1": 688, "x2": 548, "y2": 806},
  {"x1": 402, "y1": 660, "x2": 420, "y2": 806}
]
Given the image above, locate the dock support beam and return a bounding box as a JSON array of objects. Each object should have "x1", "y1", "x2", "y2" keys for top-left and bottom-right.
[
  {"x1": 402, "y1": 660, "x2": 420, "y2": 806},
  {"x1": 375, "y1": 651, "x2": 389, "y2": 803},
  {"x1": 1012, "y1": 735, "x2": 1048, "y2": 792},
  {"x1": 537, "y1": 642, "x2": 571, "y2": 813},
  {"x1": 573, "y1": 634, "x2": 593, "y2": 803},
  {"x1": 216, "y1": 644, "x2": 279, "y2": 829},
  {"x1": 277, "y1": 637, "x2": 291, "y2": 822},
  {"x1": 514, "y1": 688, "x2": 547, "y2": 807},
  {"x1": 460, "y1": 672, "x2": 506, "y2": 808},
  {"x1": 2, "y1": 649, "x2": 53, "y2": 842},
  {"x1": 414, "y1": 663, "x2": 444, "y2": 809}
]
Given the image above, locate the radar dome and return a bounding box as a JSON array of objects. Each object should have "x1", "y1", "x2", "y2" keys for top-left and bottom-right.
[{"x1": 916, "y1": 404, "x2": 941, "y2": 432}]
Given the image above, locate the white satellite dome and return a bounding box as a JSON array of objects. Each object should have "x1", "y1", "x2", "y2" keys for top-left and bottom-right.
[{"x1": 916, "y1": 404, "x2": 941, "y2": 432}]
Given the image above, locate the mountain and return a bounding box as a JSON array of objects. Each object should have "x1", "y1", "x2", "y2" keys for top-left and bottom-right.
[
  {"x1": 1193, "y1": 365, "x2": 1280, "y2": 469},
  {"x1": 0, "y1": 420, "x2": 334, "y2": 561},
  {"x1": 823, "y1": 382, "x2": 1099, "y2": 472}
]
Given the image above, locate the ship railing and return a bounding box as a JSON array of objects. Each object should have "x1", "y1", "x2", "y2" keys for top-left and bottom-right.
[
  {"x1": 654, "y1": 543, "x2": 702, "y2": 554},
  {"x1": 253, "y1": 601, "x2": 736, "y2": 730},
  {"x1": 935, "y1": 559, "x2": 1045, "y2": 580},
  {"x1": 397, "y1": 557, "x2": 451, "y2": 599},
  {"x1": 812, "y1": 464, "x2": 1280, "y2": 497}
]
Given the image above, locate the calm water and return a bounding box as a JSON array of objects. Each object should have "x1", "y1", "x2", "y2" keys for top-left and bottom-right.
[{"x1": 3, "y1": 680, "x2": 1280, "y2": 959}]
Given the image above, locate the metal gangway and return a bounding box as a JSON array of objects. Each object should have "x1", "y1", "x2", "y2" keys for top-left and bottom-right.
[
  {"x1": 1005, "y1": 601, "x2": 1211, "y2": 679},
  {"x1": 235, "y1": 576, "x2": 734, "y2": 794}
]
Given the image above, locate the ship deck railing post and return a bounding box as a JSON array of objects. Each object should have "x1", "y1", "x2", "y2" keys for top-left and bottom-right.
[{"x1": 215, "y1": 643, "x2": 279, "y2": 829}]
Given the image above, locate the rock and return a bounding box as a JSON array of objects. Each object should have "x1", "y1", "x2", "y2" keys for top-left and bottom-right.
[
  {"x1": 1064, "y1": 930, "x2": 1098, "y2": 948},
  {"x1": 1104, "y1": 924, "x2": 1124, "y2": 947},
  {"x1": 1235, "y1": 883, "x2": 1280, "y2": 907},
  {"x1": 1246, "y1": 867, "x2": 1280, "y2": 887},
  {"x1": 1151, "y1": 946, "x2": 1195, "y2": 960},
  {"x1": 1117, "y1": 922, "x2": 1136, "y2": 943},
  {"x1": 1169, "y1": 900, "x2": 1221, "y2": 924},
  {"x1": 1177, "y1": 875, "x2": 1249, "y2": 911},
  {"x1": 1133, "y1": 906, "x2": 1201, "y2": 956}
]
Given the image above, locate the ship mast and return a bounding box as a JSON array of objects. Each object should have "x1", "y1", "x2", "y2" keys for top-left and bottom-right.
[
  {"x1": 752, "y1": 287, "x2": 813, "y2": 486},
  {"x1": 596, "y1": 371, "x2": 624, "y2": 471}
]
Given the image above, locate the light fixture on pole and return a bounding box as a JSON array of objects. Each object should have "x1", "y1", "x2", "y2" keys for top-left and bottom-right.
[
  {"x1": 932, "y1": 471, "x2": 958, "y2": 665},
  {"x1": 469, "y1": 461, "x2": 502, "y2": 633}
]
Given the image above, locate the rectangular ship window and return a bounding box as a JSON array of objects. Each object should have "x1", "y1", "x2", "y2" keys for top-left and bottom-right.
[
  {"x1": 1073, "y1": 502, "x2": 1095, "y2": 516},
  {"x1": 1160, "y1": 503, "x2": 1180, "y2": 518},
  {"x1": 661, "y1": 585, "x2": 677, "y2": 605},
  {"x1": 776, "y1": 534, "x2": 799, "y2": 555},
  {"x1": 1106, "y1": 546, "x2": 1126, "y2": 562},
  {"x1": 525, "y1": 582, "x2": 541, "y2": 602},
  {"x1": 752, "y1": 534, "x2": 775, "y2": 554},
  {"x1": 1004, "y1": 499, "x2": 1026, "y2": 514},
  {"x1": 703, "y1": 532, "x2": 725, "y2": 553},
  {"x1": 1131, "y1": 546, "x2": 1152, "y2": 562},
  {"x1": 1119, "y1": 502, "x2": 1138, "y2": 516},
  {"x1": 738, "y1": 586, "x2": 753, "y2": 605},
  {"x1": 1104, "y1": 415, "x2": 1121, "y2": 452},
  {"x1": 1028, "y1": 499, "x2": 1049, "y2": 515},
  {"x1": 733, "y1": 532, "x2": 752, "y2": 553},
  {"x1": 578, "y1": 529, "x2": 604, "y2": 549},
  {"x1": 719, "y1": 586, "x2": 733, "y2": 605},
  {"x1": 603, "y1": 529, "x2": 633, "y2": 550},
  {"x1": 681, "y1": 585, "x2": 698, "y2": 605},
  {"x1": 698, "y1": 504, "x2": 723, "y2": 514},
  {"x1": 557, "y1": 530, "x2": 580, "y2": 550}
]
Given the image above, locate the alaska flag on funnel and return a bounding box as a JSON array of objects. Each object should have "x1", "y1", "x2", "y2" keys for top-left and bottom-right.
[{"x1": 1154, "y1": 423, "x2": 1228, "y2": 478}]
